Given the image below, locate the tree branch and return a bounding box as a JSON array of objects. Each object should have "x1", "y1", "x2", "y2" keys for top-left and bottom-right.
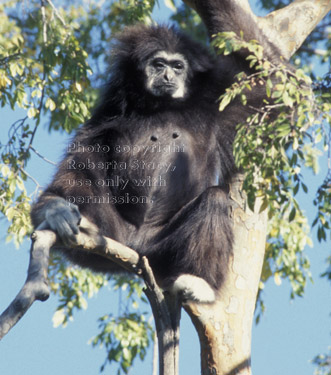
[
  {"x1": 141, "y1": 256, "x2": 181, "y2": 375},
  {"x1": 0, "y1": 217, "x2": 142, "y2": 339},
  {"x1": 257, "y1": 0, "x2": 331, "y2": 59},
  {"x1": 45, "y1": 0, "x2": 67, "y2": 26},
  {"x1": 0, "y1": 218, "x2": 181, "y2": 375},
  {"x1": 0, "y1": 229, "x2": 53, "y2": 339},
  {"x1": 183, "y1": 0, "x2": 331, "y2": 59},
  {"x1": 0, "y1": 52, "x2": 21, "y2": 66},
  {"x1": 29, "y1": 145, "x2": 57, "y2": 165}
]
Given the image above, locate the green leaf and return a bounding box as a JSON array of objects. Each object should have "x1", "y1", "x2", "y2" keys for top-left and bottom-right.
[
  {"x1": 45, "y1": 97, "x2": 56, "y2": 111},
  {"x1": 259, "y1": 197, "x2": 269, "y2": 213},
  {"x1": 219, "y1": 93, "x2": 232, "y2": 111},
  {"x1": 27, "y1": 107, "x2": 38, "y2": 118},
  {"x1": 52, "y1": 309, "x2": 66, "y2": 328},
  {"x1": 277, "y1": 124, "x2": 291, "y2": 137},
  {"x1": 289, "y1": 207, "x2": 296, "y2": 222},
  {"x1": 164, "y1": 0, "x2": 177, "y2": 11}
]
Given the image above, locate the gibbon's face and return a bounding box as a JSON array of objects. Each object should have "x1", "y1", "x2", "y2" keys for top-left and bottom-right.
[{"x1": 144, "y1": 51, "x2": 189, "y2": 99}]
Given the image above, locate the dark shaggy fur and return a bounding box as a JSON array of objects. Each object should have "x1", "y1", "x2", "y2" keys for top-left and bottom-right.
[{"x1": 31, "y1": 21, "x2": 279, "y2": 292}]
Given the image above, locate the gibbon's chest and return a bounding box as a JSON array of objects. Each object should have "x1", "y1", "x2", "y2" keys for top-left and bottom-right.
[
  {"x1": 106, "y1": 117, "x2": 222, "y2": 225},
  {"x1": 108, "y1": 117, "x2": 221, "y2": 189}
]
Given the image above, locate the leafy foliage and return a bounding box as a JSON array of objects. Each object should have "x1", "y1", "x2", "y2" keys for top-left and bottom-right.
[
  {"x1": 312, "y1": 348, "x2": 331, "y2": 375},
  {"x1": 49, "y1": 258, "x2": 153, "y2": 373},
  {"x1": 90, "y1": 278, "x2": 153, "y2": 375},
  {"x1": 170, "y1": 4, "x2": 208, "y2": 43},
  {"x1": 91, "y1": 312, "x2": 153, "y2": 374},
  {"x1": 0, "y1": 0, "x2": 157, "y2": 246},
  {"x1": 49, "y1": 257, "x2": 109, "y2": 327},
  {"x1": 213, "y1": 31, "x2": 331, "y2": 298},
  {"x1": 1, "y1": 1, "x2": 157, "y2": 373}
]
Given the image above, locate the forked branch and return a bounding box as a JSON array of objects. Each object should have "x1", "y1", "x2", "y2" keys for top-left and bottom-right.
[
  {"x1": 183, "y1": 0, "x2": 331, "y2": 59},
  {"x1": 0, "y1": 218, "x2": 180, "y2": 375},
  {"x1": 0, "y1": 229, "x2": 52, "y2": 339},
  {"x1": 0, "y1": 217, "x2": 139, "y2": 339},
  {"x1": 258, "y1": 0, "x2": 331, "y2": 59}
]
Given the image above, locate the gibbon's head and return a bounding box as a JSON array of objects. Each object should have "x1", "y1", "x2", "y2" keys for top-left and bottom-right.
[{"x1": 110, "y1": 24, "x2": 214, "y2": 102}]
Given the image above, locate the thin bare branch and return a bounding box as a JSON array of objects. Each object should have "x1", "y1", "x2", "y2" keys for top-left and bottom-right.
[
  {"x1": 0, "y1": 53, "x2": 21, "y2": 65},
  {"x1": 45, "y1": 0, "x2": 67, "y2": 26},
  {"x1": 29, "y1": 145, "x2": 57, "y2": 165},
  {"x1": 19, "y1": 167, "x2": 41, "y2": 189},
  {"x1": 27, "y1": 0, "x2": 48, "y2": 149}
]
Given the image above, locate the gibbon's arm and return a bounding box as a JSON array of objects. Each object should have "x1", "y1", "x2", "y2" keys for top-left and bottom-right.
[
  {"x1": 31, "y1": 154, "x2": 104, "y2": 244},
  {"x1": 185, "y1": 0, "x2": 282, "y2": 62},
  {"x1": 186, "y1": 0, "x2": 331, "y2": 61},
  {"x1": 31, "y1": 194, "x2": 81, "y2": 245}
]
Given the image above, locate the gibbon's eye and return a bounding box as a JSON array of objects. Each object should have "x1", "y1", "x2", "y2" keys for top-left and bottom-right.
[
  {"x1": 153, "y1": 59, "x2": 165, "y2": 69},
  {"x1": 172, "y1": 61, "x2": 184, "y2": 71}
]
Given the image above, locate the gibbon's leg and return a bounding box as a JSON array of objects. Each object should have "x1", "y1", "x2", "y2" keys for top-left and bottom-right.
[{"x1": 143, "y1": 186, "x2": 233, "y2": 303}]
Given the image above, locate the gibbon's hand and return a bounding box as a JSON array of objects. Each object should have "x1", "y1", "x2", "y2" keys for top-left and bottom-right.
[{"x1": 44, "y1": 198, "x2": 81, "y2": 245}]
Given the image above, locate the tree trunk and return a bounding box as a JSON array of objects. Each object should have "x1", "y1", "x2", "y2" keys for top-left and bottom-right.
[
  {"x1": 182, "y1": 1, "x2": 331, "y2": 374},
  {"x1": 185, "y1": 175, "x2": 267, "y2": 375}
]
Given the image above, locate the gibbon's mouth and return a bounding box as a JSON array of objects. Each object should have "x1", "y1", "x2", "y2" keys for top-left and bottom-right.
[
  {"x1": 156, "y1": 83, "x2": 177, "y2": 89},
  {"x1": 150, "y1": 84, "x2": 179, "y2": 97},
  {"x1": 160, "y1": 84, "x2": 178, "y2": 93}
]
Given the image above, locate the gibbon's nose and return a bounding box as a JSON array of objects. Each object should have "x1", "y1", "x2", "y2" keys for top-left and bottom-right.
[{"x1": 164, "y1": 67, "x2": 174, "y2": 82}]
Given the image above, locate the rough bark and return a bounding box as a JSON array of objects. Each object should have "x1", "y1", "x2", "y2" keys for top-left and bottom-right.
[
  {"x1": 258, "y1": 0, "x2": 331, "y2": 59},
  {"x1": 184, "y1": 175, "x2": 267, "y2": 375},
  {"x1": 141, "y1": 256, "x2": 182, "y2": 375},
  {"x1": 184, "y1": 0, "x2": 331, "y2": 59}
]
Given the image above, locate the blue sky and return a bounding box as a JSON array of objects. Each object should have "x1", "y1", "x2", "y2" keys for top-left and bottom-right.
[{"x1": 0, "y1": 1, "x2": 330, "y2": 375}]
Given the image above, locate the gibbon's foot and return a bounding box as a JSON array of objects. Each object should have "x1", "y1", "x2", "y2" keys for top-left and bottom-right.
[{"x1": 169, "y1": 274, "x2": 216, "y2": 303}]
